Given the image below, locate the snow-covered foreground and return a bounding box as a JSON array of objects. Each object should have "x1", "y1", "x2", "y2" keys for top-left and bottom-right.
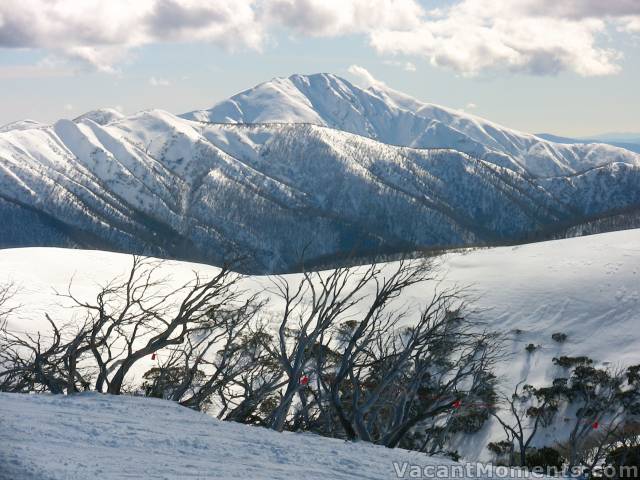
[
  {"x1": 2, "y1": 229, "x2": 638, "y2": 379},
  {"x1": 0, "y1": 229, "x2": 639, "y2": 469},
  {"x1": 0, "y1": 392, "x2": 533, "y2": 480}
]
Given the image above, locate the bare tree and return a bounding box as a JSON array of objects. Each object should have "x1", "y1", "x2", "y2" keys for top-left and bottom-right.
[
  {"x1": 54, "y1": 256, "x2": 249, "y2": 395},
  {"x1": 147, "y1": 298, "x2": 266, "y2": 411},
  {"x1": 0, "y1": 313, "x2": 69, "y2": 393},
  {"x1": 1, "y1": 255, "x2": 501, "y2": 455},
  {"x1": 262, "y1": 258, "x2": 499, "y2": 451},
  {"x1": 603, "y1": 420, "x2": 640, "y2": 479},
  {"x1": 490, "y1": 381, "x2": 560, "y2": 466},
  {"x1": 265, "y1": 262, "x2": 384, "y2": 431},
  {"x1": 0, "y1": 281, "x2": 74, "y2": 393},
  {"x1": 0, "y1": 282, "x2": 18, "y2": 324},
  {"x1": 218, "y1": 327, "x2": 287, "y2": 424},
  {"x1": 329, "y1": 295, "x2": 498, "y2": 448},
  {"x1": 0, "y1": 257, "x2": 255, "y2": 397}
]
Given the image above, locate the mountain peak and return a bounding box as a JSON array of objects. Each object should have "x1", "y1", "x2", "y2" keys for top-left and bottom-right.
[
  {"x1": 180, "y1": 73, "x2": 639, "y2": 177},
  {"x1": 73, "y1": 108, "x2": 125, "y2": 126},
  {"x1": 0, "y1": 118, "x2": 45, "y2": 133},
  {"x1": 287, "y1": 72, "x2": 350, "y2": 84}
]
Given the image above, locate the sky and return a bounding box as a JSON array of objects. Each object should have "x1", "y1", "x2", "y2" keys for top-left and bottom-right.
[{"x1": 0, "y1": 0, "x2": 638, "y2": 137}]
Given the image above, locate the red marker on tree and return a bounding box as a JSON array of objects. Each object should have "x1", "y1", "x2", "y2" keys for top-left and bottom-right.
[
  {"x1": 299, "y1": 375, "x2": 309, "y2": 386},
  {"x1": 151, "y1": 353, "x2": 157, "y2": 360},
  {"x1": 592, "y1": 421, "x2": 599, "y2": 430},
  {"x1": 452, "y1": 400, "x2": 461, "y2": 409}
]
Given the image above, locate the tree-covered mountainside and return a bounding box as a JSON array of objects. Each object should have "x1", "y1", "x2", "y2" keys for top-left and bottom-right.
[
  {"x1": 1, "y1": 108, "x2": 640, "y2": 272},
  {"x1": 1, "y1": 74, "x2": 640, "y2": 272}
]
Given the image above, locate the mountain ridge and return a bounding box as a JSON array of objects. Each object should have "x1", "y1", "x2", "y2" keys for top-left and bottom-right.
[
  {"x1": 182, "y1": 73, "x2": 640, "y2": 178},
  {"x1": 1, "y1": 74, "x2": 639, "y2": 272},
  {"x1": 536, "y1": 132, "x2": 640, "y2": 154}
]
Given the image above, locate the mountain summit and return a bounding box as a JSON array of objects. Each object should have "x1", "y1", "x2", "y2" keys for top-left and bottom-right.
[{"x1": 182, "y1": 73, "x2": 639, "y2": 177}]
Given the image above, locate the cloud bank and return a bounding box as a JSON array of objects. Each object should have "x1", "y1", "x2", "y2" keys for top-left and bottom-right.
[
  {"x1": 0, "y1": 0, "x2": 261, "y2": 72},
  {"x1": 0, "y1": 0, "x2": 638, "y2": 76}
]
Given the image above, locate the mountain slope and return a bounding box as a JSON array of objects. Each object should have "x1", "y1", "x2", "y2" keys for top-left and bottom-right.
[
  {"x1": 1, "y1": 109, "x2": 640, "y2": 272},
  {"x1": 1, "y1": 230, "x2": 638, "y2": 463},
  {"x1": 183, "y1": 73, "x2": 640, "y2": 177}
]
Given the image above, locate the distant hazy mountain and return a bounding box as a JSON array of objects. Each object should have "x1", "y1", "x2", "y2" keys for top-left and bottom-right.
[
  {"x1": 589, "y1": 132, "x2": 640, "y2": 144},
  {"x1": 183, "y1": 73, "x2": 639, "y2": 177},
  {"x1": 0, "y1": 119, "x2": 45, "y2": 133},
  {"x1": 536, "y1": 132, "x2": 640, "y2": 154},
  {"x1": 1, "y1": 74, "x2": 639, "y2": 272}
]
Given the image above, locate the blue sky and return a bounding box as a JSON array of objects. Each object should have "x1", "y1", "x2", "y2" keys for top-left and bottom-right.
[{"x1": 0, "y1": 0, "x2": 638, "y2": 137}]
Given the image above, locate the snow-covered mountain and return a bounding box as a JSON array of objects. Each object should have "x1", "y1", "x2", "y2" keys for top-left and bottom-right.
[
  {"x1": 536, "y1": 132, "x2": 640, "y2": 154},
  {"x1": 72, "y1": 108, "x2": 125, "y2": 126},
  {"x1": 183, "y1": 73, "x2": 640, "y2": 177},
  {"x1": 1, "y1": 74, "x2": 639, "y2": 272},
  {"x1": 1, "y1": 104, "x2": 640, "y2": 272},
  {"x1": 0, "y1": 119, "x2": 45, "y2": 133}
]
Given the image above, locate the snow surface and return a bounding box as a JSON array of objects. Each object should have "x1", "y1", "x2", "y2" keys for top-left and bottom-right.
[
  {"x1": 1, "y1": 230, "x2": 639, "y2": 463},
  {"x1": 0, "y1": 392, "x2": 541, "y2": 480}
]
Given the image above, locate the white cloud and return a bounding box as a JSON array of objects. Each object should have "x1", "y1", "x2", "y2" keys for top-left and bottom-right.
[
  {"x1": 465, "y1": 102, "x2": 477, "y2": 109},
  {"x1": 347, "y1": 65, "x2": 385, "y2": 88},
  {"x1": 618, "y1": 15, "x2": 640, "y2": 33},
  {"x1": 64, "y1": 103, "x2": 74, "y2": 111},
  {"x1": 149, "y1": 76, "x2": 171, "y2": 87},
  {"x1": 518, "y1": 0, "x2": 640, "y2": 19},
  {"x1": 0, "y1": 0, "x2": 638, "y2": 76},
  {"x1": 369, "y1": 0, "x2": 630, "y2": 77},
  {"x1": 0, "y1": 0, "x2": 262, "y2": 71},
  {"x1": 263, "y1": 0, "x2": 423, "y2": 36}
]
